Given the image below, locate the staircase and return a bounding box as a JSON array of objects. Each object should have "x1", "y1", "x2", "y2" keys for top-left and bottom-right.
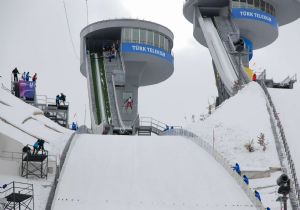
[
  {"x1": 213, "y1": 16, "x2": 250, "y2": 84},
  {"x1": 103, "y1": 53, "x2": 126, "y2": 129}
]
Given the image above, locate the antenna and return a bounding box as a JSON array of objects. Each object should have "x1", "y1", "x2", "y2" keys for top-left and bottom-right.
[{"x1": 85, "y1": 0, "x2": 89, "y2": 26}]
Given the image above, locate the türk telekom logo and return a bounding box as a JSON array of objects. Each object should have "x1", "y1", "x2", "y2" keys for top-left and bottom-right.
[{"x1": 232, "y1": 8, "x2": 278, "y2": 28}]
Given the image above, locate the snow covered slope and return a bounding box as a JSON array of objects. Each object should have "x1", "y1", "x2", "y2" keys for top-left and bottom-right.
[
  {"x1": 187, "y1": 82, "x2": 283, "y2": 209},
  {"x1": 52, "y1": 135, "x2": 255, "y2": 210},
  {"x1": 0, "y1": 78, "x2": 73, "y2": 209},
  {"x1": 0, "y1": 79, "x2": 73, "y2": 156},
  {"x1": 269, "y1": 88, "x2": 300, "y2": 186}
]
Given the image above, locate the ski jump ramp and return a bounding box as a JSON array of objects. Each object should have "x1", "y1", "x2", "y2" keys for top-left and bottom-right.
[{"x1": 51, "y1": 135, "x2": 255, "y2": 210}]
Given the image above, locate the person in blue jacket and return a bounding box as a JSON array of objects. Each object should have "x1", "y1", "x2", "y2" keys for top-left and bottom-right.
[
  {"x1": 266, "y1": 207, "x2": 271, "y2": 210},
  {"x1": 232, "y1": 163, "x2": 241, "y2": 175},
  {"x1": 254, "y1": 190, "x2": 261, "y2": 201},
  {"x1": 25, "y1": 72, "x2": 30, "y2": 81},
  {"x1": 243, "y1": 175, "x2": 249, "y2": 185},
  {"x1": 71, "y1": 122, "x2": 78, "y2": 131}
]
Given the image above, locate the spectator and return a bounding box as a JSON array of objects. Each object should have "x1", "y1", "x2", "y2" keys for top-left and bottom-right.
[
  {"x1": 71, "y1": 122, "x2": 78, "y2": 131},
  {"x1": 22, "y1": 72, "x2": 26, "y2": 81},
  {"x1": 252, "y1": 73, "x2": 257, "y2": 81},
  {"x1": 12, "y1": 67, "x2": 20, "y2": 82},
  {"x1": 163, "y1": 125, "x2": 169, "y2": 132},
  {"x1": 170, "y1": 126, "x2": 174, "y2": 130},
  {"x1": 232, "y1": 163, "x2": 241, "y2": 175},
  {"x1": 25, "y1": 72, "x2": 31, "y2": 81},
  {"x1": 266, "y1": 207, "x2": 271, "y2": 210},
  {"x1": 33, "y1": 139, "x2": 48, "y2": 155},
  {"x1": 22, "y1": 145, "x2": 31, "y2": 155},
  {"x1": 32, "y1": 73, "x2": 37, "y2": 82},
  {"x1": 56, "y1": 95, "x2": 60, "y2": 107},
  {"x1": 243, "y1": 175, "x2": 249, "y2": 185},
  {"x1": 254, "y1": 190, "x2": 261, "y2": 201},
  {"x1": 60, "y1": 93, "x2": 66, "y2": 105}
]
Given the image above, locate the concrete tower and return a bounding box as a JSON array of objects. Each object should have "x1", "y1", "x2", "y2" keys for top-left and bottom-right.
[
  {"x1": 183, "y1": 0, "x2": 300, "y2": 105},
  {"x1": 80, "y1": 19, "x2": 174, "y2": 134}
]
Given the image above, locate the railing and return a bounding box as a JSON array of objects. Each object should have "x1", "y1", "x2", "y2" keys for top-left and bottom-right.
[
  {"x1": 0, "y1": 150, "x2": 57, "y2": 164},
  {"x1": 258, "y1": 81, "x2": 300, "y2": 209},
  {"x1": 163, "y1": 128, "x2": 265, "y2": 210},
  {"x1": 139, "y1": 117, "x2": 182, "y2": 132},
  {"x1": 45, "y1": 132, "x2": 77, "y2": 210},
  {"x1": 0, "y1": 181, "x2": 34, "y2": 209}
]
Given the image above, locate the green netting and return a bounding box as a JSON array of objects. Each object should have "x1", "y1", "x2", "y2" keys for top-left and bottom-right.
[
  {"x1": 99, "y1": 57, "x2": 112, "y2": 123},
  {"x1": 90, "y1": 55, "x2": 101, "y2": 124}
]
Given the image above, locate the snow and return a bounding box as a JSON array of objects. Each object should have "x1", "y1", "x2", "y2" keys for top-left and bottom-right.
[
  {"x1": 0, "y1": 78, "x2": 73, "y2": 209},
  {"x1": 52, "y1": 135, "x2": 255, "y2": 210},
  {"x1": 0, "y1": 80, "x2": 73, "y2": 156},
  {"x1": 186, "y1": 82, "x2": 284, "y2": 209},
  {"x1": 269, "y1": 88, "x2": 300, "y2": 185}
]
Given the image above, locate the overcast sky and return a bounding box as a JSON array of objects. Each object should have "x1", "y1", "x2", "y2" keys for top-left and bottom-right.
[{"x1": 0, "y1": 0, "x2": 300, "y2": 127}]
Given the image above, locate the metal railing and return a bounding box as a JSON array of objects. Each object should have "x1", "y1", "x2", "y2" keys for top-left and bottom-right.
[
  {"x1": 139, "y1": 117, "x2": 182, "y2": 132},
  {"x1": 163, "y1": 128, "x2": 265, "y2": 210},
  {"x1": 258, "y1": 81, "x2": 300, "y2": 209}
]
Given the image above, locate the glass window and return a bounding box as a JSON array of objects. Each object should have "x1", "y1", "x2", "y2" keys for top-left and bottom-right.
[
  {"x1": 254, "y1": 0, "x2": 259, "y2": 8},
  {"x1": 266, "y1": 4, "x2": 270, "y2": 13},
  {"x1": 164, "y1": 37, "x2": 169, "y2": 52},
  {"x1": 154, "y1": 32, "x2": 159, "y2": 47},
  {"x1": 260, "y1": 1, "x2": 265, "y2": 12},
  {"x1": 123, "y1": 28, "x2": 131, "y2": 42},
  {"x1": 247, "y1": 0, "x2": 253, "y2": 6},
  {"x1": 140, "y1": 29, "x2": 147, "y2": 44},
  {"x1": 159, "y1": 34, "x2": 164, "y2": 49},
  {"x1": 132, "y1": 28, "x2": 139, "y2": 43},
  {"x1": 147, "y1": 30, "x2": 154, "y2": 45}
]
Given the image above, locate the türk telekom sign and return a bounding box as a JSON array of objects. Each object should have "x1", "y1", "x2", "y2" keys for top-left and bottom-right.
[
  {"x1": 121, "y1": 43, "x2": 174, "y2": 64},
  {"x1": 232, "y1": 8, "x2": 278, "y2": 28}
]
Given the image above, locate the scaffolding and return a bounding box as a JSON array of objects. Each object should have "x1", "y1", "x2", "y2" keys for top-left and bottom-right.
[
  {"x1": 21, "y1": 145, "x2": 48, "y2": 179},
  {"x1": 0, "y1": 181, "x2": 34, "y2": 210}
]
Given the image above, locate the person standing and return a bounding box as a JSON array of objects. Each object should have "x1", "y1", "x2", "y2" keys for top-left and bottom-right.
[
  {"x1": 32, "y1": 73, "x2": 37, "y2": 82},
  {"x1": 25, "y1": 72, "x2": 31, "y2": 81},
  {"x1": 254, "y1": 190, "x2": 261, "y2": 201},
  {"x1": 12, "y1": 68, "x2": 20, "y2": 82},
  {"x1": 60, "y1": 93, "x2": 66, "y2": 105},
  {"x1": 232, "y1": 163, "x2": 241, "y2": 176},
  {"x1": 243, "y1": 175, "x2": 249, "y2": 185},
  {"x1": 252, "y1": 73, "x2": 257, "y2": 81},
  {"x1": 56, "y1": 95, "x2": 60, "y2": 107}
]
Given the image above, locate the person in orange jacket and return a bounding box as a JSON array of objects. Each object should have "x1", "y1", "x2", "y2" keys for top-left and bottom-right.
[{"x1": 252, "y1": 73, "x2": 257, "y2": 81}]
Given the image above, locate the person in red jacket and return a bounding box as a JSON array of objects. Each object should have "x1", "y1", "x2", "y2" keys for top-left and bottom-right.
[
  {"x1": 32, "y1": 73, "x2": 37, "y2": 82},
  {"x1": 252, "y1": 73, "x2": 257, "y2": 81}
]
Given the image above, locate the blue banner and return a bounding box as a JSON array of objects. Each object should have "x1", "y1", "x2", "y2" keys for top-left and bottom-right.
[
  {"x1": 232, "y1": 8, "x2": 278, "y2": 28},
  {"x1": 121, "y1": 43, "x2": 174, "y2": 64}
]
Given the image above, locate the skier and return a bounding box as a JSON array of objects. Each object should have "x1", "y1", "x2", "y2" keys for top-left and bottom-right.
[
  {"x1": 232, "y1": 163, "x2": 241, "y2": 175},
  {"x1": 32, "y1": 73, "x2": 37, "y2": 82},
  {"x1": 124, "y1": 97, "x2": 133, "y2": 111},
  {"x1": 254, "y1": 190, "x2": 261, "y2": 201},
  {"x1": 243, "y1": 175, "x2": 249, "y2": 185},
  {"x1": 12, "y1": 68, "x2": 20, "y2": 82}
]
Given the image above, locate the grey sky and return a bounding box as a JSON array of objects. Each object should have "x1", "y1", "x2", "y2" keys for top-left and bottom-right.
[{"x1": 0, "y1": 0, "x2": 299, "y2": 126}]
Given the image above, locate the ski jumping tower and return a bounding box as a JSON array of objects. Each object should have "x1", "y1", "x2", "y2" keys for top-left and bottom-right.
[
  {"x1": 183, "y1": 0, "x2": 300, "y2": 105},
  {"x1": 80, "y1": 19, "x2": 174, "y2": 134}
]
